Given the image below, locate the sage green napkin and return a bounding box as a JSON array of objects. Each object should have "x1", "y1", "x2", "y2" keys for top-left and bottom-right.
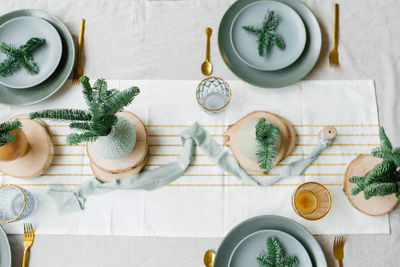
[
  {"x1": 260, "y1": 132, "x2": 334, "y2": 186},
  {"x1": 48, "y1": 122, "x2": 261, "y2": 213},
  {"x1": 48, "y1": 123, "x2": 333, "y2": 213}
]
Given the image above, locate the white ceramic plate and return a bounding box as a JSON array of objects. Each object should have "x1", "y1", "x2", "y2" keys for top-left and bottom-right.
[
  {"x1": 0, "y1": 16, "x2": 62, "y2": 89},
  {"x1": 230, "y1": 0, "x2": 306, "y2": 71},
  {"x1": 228, "y1": 229, "x2": 312, "y2": 267}
]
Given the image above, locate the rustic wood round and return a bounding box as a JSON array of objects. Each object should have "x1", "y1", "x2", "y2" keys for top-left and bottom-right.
[
  {"x1": 0, "y1": 118, "x2": 53, "y2": 178},
  {"x1": 223, "y1": 111, "x2": 296, "y2": 173},
  {"x1": 91, "y1": 153, "x2": 149, "y2": 182},
  {"x1": 87, "y1": 111, "x2": 148, "y2": 173},
  {"x1": 343, "y1": 154, "x2": 399, "y2": 216}
]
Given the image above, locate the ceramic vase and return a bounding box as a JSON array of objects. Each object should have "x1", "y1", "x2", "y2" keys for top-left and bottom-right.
[
  {"x1": 89, "y1": 116, "x2": 136, "y2": 160},
  {"x1": 0, "y1": 129, "x2": 29, "y2": 161}
]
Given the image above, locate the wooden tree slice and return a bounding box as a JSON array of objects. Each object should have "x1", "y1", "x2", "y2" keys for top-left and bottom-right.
[
  {"x1": 0, "y1": 118, "x2": 54, "y2": 178},
  {"x1": 223, "y1": 111, "x2": 294, "y2": 173},
  {"x1": 91, "y1": 153, "x2": 149, "y2": 183},
  {"x1": 343, "y1": 154, "x2": 399, "y2": 216},
  {"x1": 275, "y1": 114, "x2": 297, "y2": 160},
  {"x1": 87, "y1": 111, "x2": 148, "y2": 173}
]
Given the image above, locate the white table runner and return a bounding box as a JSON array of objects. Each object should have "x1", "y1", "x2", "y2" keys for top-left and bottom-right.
[{"x1": 1, "y1": 79, "x2": 389, "y2": 236}]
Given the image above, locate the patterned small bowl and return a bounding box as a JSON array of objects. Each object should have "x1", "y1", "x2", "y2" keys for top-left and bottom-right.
[{"x1": 196, "y1": 77, "x2": 231, "y2": 113}]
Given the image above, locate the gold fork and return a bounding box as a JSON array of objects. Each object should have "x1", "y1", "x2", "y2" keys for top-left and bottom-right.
[
  {"x1": 329, "y1": 3, "x2": 339, "y2": 67},
  {"x1": 72, "y1": 18, "x2": 85, "y2": 84},
  {"x1": 333, "y1": 236, "x2": 344, "y2": 267},
  {"x1": 22, "y1": 223, "x2": 35, "y2": 267}
]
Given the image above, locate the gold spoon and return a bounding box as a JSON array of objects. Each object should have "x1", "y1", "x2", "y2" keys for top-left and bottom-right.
[
  {"x1": 203, "y1": 249, "x2": 215, "y2": 267},
  {"x1": 201, "y1": 28, "x2": 213, "y2": 76}
]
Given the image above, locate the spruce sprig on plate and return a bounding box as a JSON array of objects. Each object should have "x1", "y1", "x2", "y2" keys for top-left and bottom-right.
[
  {"x1": 0, "y1": 38, "x2": 45, "y2": 76},
  {"x1": 257, "y1": 237, "x2": 299, "y2": 267},
  {"x1": 255, "y1": 118, "x2": 280, "y2": 171},
  {"x1": 242, "y1": 10, "x2": 285, "y2": 57}
]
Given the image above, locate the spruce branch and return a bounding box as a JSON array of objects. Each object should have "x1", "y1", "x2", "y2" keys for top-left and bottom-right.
[
  {"x1": 0, "y1": 120, "x2": 22, "y2": 134},
  {"x1": 242, "y1": 10, "x2": 285, "y2": 57},
  {"x1": 66, "y1": 132, "x2": 98, "y2": 145},
  {"x1": 350, "y1": 127, "x2": 400, "y2": 199},
  {"x1": 80, "y1": 75, "x2": 93, "y2": 105},
  {"x1": 0, "y1": 38, "x2": 45, "y2": 76},
  {"x1": 255, "y1": 118, "x2": 280, "y2": 171},
  {"x1": 30, "y1": 109, "x2": 92, "y2": 121},
  {"x1": 29, "y1": 76, "x2": 140, "y2": 145},
  {"x1": 104, "y1": 87, "x2": 140, "y2": 114},
  {"x1": 0, "y1": 120, "x2": 22, "y2": 146},
  {"x1": 70, "y1": 122, "x2": 91, "y2": 131},
  {"x1": 0, "y1": 133, "x2": 15, "y2": 146},
  {"x1": 257, "y1": 237, "x2": 299, "y2": 267}
]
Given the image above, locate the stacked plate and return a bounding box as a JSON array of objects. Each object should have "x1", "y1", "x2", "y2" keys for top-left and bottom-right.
[
  {"x1": 214, "y1": 215, "x2": 327, "y2": 267},
  {"x1": 0, "y1": 10, "x2": 75, "y2": 106},
  {"x1": 0, "y1": 225, "x2": 11, "y2": 267},
  {"x1": 219, "y1": 0, "x2": 321, "y2": 88}
]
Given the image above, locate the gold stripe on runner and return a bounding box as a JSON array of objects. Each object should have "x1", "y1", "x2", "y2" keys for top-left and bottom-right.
[
  {"x1": 47, "y1": 124, "x2": 379, "y2": 128},
  {"x1": 33, "y1": 173, "x2": 343, "y2": 177},
  {"x1": 54, "y1": 154, "x2": 86, "y2": 157},
  {"x1": 51, "y1": 163, "x2": 89, "y2": 167}
]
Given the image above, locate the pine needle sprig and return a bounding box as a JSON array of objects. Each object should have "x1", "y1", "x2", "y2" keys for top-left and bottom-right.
[
  {"x1": 242, "y1": 10, "x2": 285, "y2": 57},
  {"x1": 30, "y1": 109, "x2": 92, "y2": 122},
  {"x1": 0, "y1": 120, "x2": 22, "y2": 146},
  {"x1": 350, "y1": 127, "x2": 400, "y2": 199},
  {"x1": 0, "y1": 38, "x2": 45, "y2": 76},
  {"x1": 256, "y1": 237, "x2": 299, "y2": 267},
  {"x1": 255, "y1": 118, "x2": 280, "y2": 171},
  {"x1": 29, "y1": 75, "x2": 140, "y2": 145}
]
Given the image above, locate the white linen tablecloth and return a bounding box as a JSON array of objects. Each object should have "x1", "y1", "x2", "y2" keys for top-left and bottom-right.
[
  {"x1": 2, "y1": 79, "x2": 387, "y2": 236},
  {"x1": 1, "y1": 0, "x2": 400, "y2": 266}
]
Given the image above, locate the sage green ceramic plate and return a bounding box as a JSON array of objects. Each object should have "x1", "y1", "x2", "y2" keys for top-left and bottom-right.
[
  {"x1": 0, "y1": 9, "x2": 75, "y2": 106},
  {"x1": 0, "y1": 16, "x2": 62, "y2": 89},
  {"x1": 231, "y1": 0, "x2": 306, "y2": 71},
  {"x1": 0, "y1": 225, "x2": 11, "y2": 267},
  {"x1": 219, "y1": 0, "x2": 321, "y2": 88},
  {"x1": 214, "y1": 215, "x2": 327, "y2": 267},
  {"x1": 228, "y1": 230, "x2": 312, "y2": 267}
]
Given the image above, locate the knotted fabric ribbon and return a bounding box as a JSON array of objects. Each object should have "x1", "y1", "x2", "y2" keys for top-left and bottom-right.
[
  {"x1": 260, "y1": 128, "x2": 335, "y2": 186},
  {"x1": 48, "y1": 122, "x2": 261, "y2": 213},
  {"x1": 48, "y1": 123, "x2": 335, "y2": 213}
]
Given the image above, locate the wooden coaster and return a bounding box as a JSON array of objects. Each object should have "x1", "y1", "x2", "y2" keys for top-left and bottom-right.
[
  {"x1": 223, "y1": 111, "x2": 295, "y2": 173},
  {"x1": 91, "y1": 153, "x2": 149, "y2": 182},
  {"x1": 87, "y1": 111, "x2": 148, "y2": 173},
  {"x1": 343, "y1": 154, "x2": 399, "y2": 216},
  {"x1": 0, "y1": 118, "x2": 53, "y2": 178}
]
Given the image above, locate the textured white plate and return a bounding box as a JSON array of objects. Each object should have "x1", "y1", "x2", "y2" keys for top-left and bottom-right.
[{"x1": 0, "y1": 16, "x2": 62, "y2": 89}]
